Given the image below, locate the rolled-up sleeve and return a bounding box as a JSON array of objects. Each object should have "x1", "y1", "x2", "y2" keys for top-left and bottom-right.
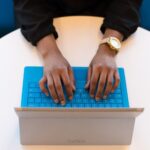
[
  {"x1": 101, "y1": 0, "x2": 143, "y2": 40},
  {"x1": 14, "y1": 0, "x2": 58, "y2": 46}
]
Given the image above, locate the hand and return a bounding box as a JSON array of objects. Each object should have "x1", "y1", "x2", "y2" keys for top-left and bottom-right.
[
  {"x1": 85, "y1": 44, "x2": 120, "y2": 100},
  {"x1": 37, "y1": 35, "x2": 75, "y2": 105}
]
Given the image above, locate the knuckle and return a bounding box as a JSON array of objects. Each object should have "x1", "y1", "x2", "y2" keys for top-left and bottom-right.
[
  {"x1": 96, "y1": 89, "x2": 100, "y2": 95},
  {"x1": 48, "y1": 84, "x2": 53, "y2": 90},
  {"x1": 108, "y1": 81, "x2": 112, "y2": 86},
  {"x1": 44, "y1": 69, "x2": 51, "y2": 75},
  {"x1": 104, "y1": 91, "x2": 108, "y2": 95},
  {"x1": 51, "y1": 67, "x2": 65, "y2": 73},
  {"x1": 59, "y1": 95, "x2": 65, "y2": 101},
  {"x1": 91, "y1": 80, "x2": 97, "y2": 85},
  {"x1": 56, "y1": 85, "x2": 61, "y2": 90},
  {"x1": 110, "y1": 66, "x2": 115, "y2": 70},
  {"x1": 100, "y1": 81, "x2": 105, "y2": 87},
  {"x1": 64, "y1": 81, "x2": 70, "y2": 87},
  {"x1": 60, "y1": 66, "x2": 67, "y2": 72},
  {"x1": 105, "y1": 66, "x2": 115, "y2": 72},
  {"x1": 94, "y1": 64, "x2": 102, "y2": 70},
  {"x1": 90, "y1": 89, "x2": 94, "y2": 94}
]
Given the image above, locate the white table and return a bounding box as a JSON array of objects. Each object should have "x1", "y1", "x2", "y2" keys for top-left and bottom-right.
[{"x1": 0, "y1": 16, "x2": 150, "y2": 150}]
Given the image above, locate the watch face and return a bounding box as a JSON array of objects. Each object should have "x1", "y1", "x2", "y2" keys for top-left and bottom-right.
[{"x1": 109, "y1": 37, "x2": 121, "y2": 49}]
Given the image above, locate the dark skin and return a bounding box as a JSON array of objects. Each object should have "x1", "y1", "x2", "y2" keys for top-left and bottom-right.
[{"x1": 37, "y1": 28, "x2": 123, "y2": 105}]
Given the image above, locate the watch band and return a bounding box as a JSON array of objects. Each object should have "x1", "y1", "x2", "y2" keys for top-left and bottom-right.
[{"x1": 100, "y1": 38, "x2": 109, "y2": 45}]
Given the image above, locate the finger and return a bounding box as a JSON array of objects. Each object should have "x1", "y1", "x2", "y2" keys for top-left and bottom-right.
[
  {"x1": 95, "y1": 69, "x2": 108, "y2": 100},
  {"x1": 85, "y1": 66, "x2": 92, "y2": 89},
  {"x1": 61, "y1": 69, "x2": 73, "y2": 100},
  {"x1": 89, "y1": 66, "x2": 101, "y2": 98},
  {"x1": 68, "y1": 66, "x2": 76, "y2": 91},
  {"x1": 52, "y1": 73, "x2": 66, "y2": 106},
  {"x1": 103, "y1": 70, "x2": 114, "y2": 98},
  {"x1": 111, "y1": 70, "x2": 120, "y2": 92},
  {"x1": 47, "y1": 75, "x2": 59, "y2": 103},
  {"x1": 39, "y1": 76, "x2": 49, "y2": 96}
]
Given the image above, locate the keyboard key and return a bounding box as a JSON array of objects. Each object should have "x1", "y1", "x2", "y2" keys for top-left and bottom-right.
[
  {"x1": 75, "y1": 98, "x2": 81, "y2": 103},
  {"x1": 117, "y1": 104, "x2": 123, "y2": 107},
  {"x1": 117, "y1": 99, "x2": 123, "y2": 103},
  {"x1": 113, "y1": 94, "x2": 122, "y2": 99},
  {"x1": 105, "y1": 104, "x2": 111, "y2": 108},
  {"x1": 109, "y1": 99, "x2": 116, "y2": 103},
  {"x1": 111, "y1": 104, "x2": 118, "y2": 107},
  {"x1": 92, "y1": 103, "x2": 96, "y2": 107},
  {"x1": 65, "y1": 103, "x2": 71, "y2": 108},
  {"x1": 41, "y1": 93, "x2": 47, "y2": 98},
  {"x1": 29, "y1": 88, "x2": 41, "y2": 93},
  {"x1": 33, "y1": 93, "x2": 40, "y2": 98},
  {"x1": 28, "y1": 102, "x2": 36, "y2": 107},
  {"x1": 74, "y1": 94, "x2": 80, "y2": 99},
  {"x1": 72, "y1": 104, "x2": 79, "y2": 107},
  {"x1": 28, "y1": 93, "x2": 34, "y2": 98},
  {"x1": 81, "y1": 94, "x2": 87, "y2": 99},
  {"x1": 51, "y1": 103, "x2": 58, "y2": 107},
  {"x1": 82, "y1": 99, "x2": 88, "y2": 103},
  {"x1": 114, "y1": 89, "x2": 121, "y2": 94},
  {"x1": 84, "y1": 104, "x2": 92, "y2": 107},
  {"x1": 40, "y1": 103, "x2": 46, "y2": 107},
  {"x1": 102, "y1": 100, "x2": 108, "y2": 103},
  {"x1": 28, "y1": 98, "x2": 34, "y2": 103},
  {"x1": 42, "y1": 98, "x2": 50, "y2": 103},
  {"x1": 108, "y1": 94, "x2": 113, "y2": 99},
  {"x1": 29, "y1": 88, "x2": 34, "y2": 92},
  {"x1": 35, "y1": 98, "x2": 41, "y2": 103},
  {"x1": 29, "y1": 83, "x2": 36, "y2": 88},
  {"x1": 78, "y1": 103, "x2": 84, "y2": 107},
  {"x1": 99, "y1": 104, "x2": 105, "y2": 107}
]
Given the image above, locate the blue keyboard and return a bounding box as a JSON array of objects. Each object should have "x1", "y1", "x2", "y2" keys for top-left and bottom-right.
[{"x1": 21, "y1": 67, "x2": 129, "y2": 108}]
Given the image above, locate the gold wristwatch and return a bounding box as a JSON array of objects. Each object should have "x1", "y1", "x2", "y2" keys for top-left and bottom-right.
[{"x1": 100, "y1": 36, "x2": 121, "y2": 53}]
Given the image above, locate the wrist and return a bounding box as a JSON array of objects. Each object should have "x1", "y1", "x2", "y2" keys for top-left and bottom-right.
[
  {"x1": 37, "y1": 34, "x2": 60, "y2": 58},
  {"x1": 97, "y1": 44, "x2": 116, "y2": 57}
]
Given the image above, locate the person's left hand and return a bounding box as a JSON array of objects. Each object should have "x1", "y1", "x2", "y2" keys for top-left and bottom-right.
[{"x1": 85, "y1": 44, "x2": 120, "y2": 100}]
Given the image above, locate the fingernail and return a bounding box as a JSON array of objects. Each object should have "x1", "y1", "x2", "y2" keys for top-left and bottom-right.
[
  {"x1": 69, "y1": 96, "x2": 73, "y2": 100},
  {"x1": 91, "y1": 94, "x2": 94, "y2": 98},
  {"x1": 61, "y1": 101, "x2": 66, "y2": 106},
  {"x1": 54, "y1": 99, "x2": 59, "y2": 103},
  {"x1": 45, "y1": 93, "x2": 49, "y2": 96},
  {"x1": 95, "y1": 97, "x2": 100, "y2": 101},
  {"x1": 85, "y1": 83, "x2": 89, "y2": 89},
  {"x1": 103, "y1": 95, "x2": 107, "y2": 99},
  {"x1": 73, "y1": 85, "x2": 76, "y2": 91}
]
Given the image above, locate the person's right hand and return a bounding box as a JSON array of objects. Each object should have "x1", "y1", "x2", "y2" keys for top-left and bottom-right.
[{"x1": 37, "y1": 35, "x2": 75, "y2": 106}]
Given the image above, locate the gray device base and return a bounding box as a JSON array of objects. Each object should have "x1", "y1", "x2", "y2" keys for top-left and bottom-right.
[{"x1": 15, "y1": 108, "x2": 143, "y2": 145}]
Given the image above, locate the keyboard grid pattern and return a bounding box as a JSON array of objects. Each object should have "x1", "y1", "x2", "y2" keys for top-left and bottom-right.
[{"x1": 26, "y1": 80, "x2": 125, "y2": 108}]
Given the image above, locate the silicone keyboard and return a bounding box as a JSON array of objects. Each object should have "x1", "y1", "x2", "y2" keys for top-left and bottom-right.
[{"x1": 21, "y1": 67, "x2": 129, "y2": 108}]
